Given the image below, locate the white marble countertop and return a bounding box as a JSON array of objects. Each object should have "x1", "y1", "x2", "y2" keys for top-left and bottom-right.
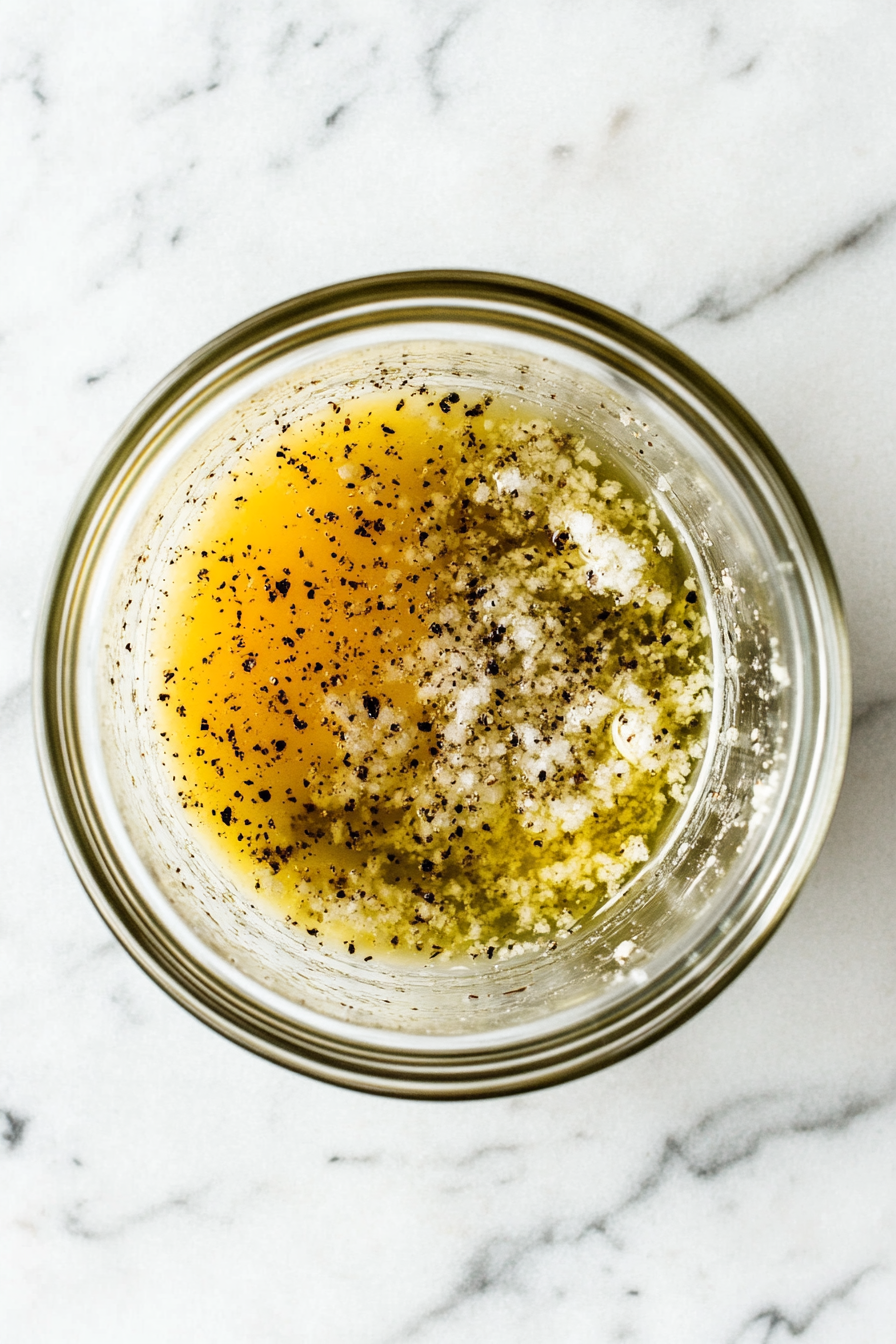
[{"x1": 3, "y1": 2, "x2": 896, "y2": 1339}]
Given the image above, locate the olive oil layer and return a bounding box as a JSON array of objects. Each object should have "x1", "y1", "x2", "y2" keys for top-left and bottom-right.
[{"x1": 150, "y1": 388, "x2": 711, "y2": 962}]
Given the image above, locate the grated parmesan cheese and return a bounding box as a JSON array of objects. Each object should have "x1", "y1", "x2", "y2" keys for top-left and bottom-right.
[{"x1": 152, "y1": 388, "x2": 712, "y2": 963}]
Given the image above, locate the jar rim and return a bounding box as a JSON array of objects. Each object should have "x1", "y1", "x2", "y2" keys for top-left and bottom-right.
[{"x1": 35, "y1": 270, "x2": 851, "y2": 1097}]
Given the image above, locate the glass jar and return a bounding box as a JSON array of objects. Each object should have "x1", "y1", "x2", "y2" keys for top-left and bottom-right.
[{"x1": 36, "y1": 271, "x2": 850, "y2": 1097}]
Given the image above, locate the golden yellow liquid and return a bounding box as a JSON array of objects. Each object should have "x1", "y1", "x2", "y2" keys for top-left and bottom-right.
[{"x1": 150, "y1": 387, "x2": 710, "y2": 962}]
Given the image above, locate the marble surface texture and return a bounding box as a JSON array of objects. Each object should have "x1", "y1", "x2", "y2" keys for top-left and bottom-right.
[{"x1": 2, "y1": 1, "x2": 896, "y2": 1339}]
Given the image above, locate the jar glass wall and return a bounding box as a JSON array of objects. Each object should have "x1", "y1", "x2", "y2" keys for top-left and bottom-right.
[{"x1": 36, "y1": 272, "x2": 850, "y2": 1097}]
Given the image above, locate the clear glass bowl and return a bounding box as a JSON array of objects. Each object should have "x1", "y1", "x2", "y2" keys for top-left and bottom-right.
[{"x1": 36, "y1": 271, "x2": 850, "y2": 1097}]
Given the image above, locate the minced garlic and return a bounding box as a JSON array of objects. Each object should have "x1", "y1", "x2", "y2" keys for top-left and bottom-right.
[{"x1": 150, "y1": 387, "x2": 711, "y2": 962}]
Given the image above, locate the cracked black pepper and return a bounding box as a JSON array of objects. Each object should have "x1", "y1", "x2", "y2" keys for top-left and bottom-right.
[{"x1": 149, "y1": 387, "x2": 712, "y2": 962}]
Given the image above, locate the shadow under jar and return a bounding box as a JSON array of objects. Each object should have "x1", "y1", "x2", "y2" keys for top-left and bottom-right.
[{"x1": 37, "y1": 272, "x2": 850, "y2": 1098}]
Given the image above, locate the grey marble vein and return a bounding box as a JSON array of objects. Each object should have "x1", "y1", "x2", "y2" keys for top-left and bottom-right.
[
  {"x1": 386, "y1": 1082, "x2": 895, "y2": 1342},
  {"x1": 456, "y1": 1142, "x2": 521, "y2": 1167},
  {"x1": 1, "y1": 51, "x2": 47, "y2": 109},
  {"x1": 324, "y1": 102, "x2": 350, "y2": 130},
  {"x1": 653, "y1": 1085, "x2": 896, "y2": 1181},
  {"x1": 63, "y1": 1187, "x2": 209, "y2": 1242},
  {"x1": 671, "y1": 202, "x2": 896, "y2": 327},
  {"x1": 422, "y1": 7, "x2": 475, "y2": 107},
  {"x1": 146, "y1": 18, "x2": 228, "y2": 117},
  {"x1": 267, "y1": 16, "x2": 302, "y2": 67},
  {"x1": 1, "y1": 1109, "x2": 28, "y2": 1150},
  {"x1": 851, "y1": 694, "x2": 896, "y2": 727},
  {"x1": 729, "y1": 1268, "x2": 878, "y2": 1343},
  {"x1": 729, "y1": 53, "x2": 761, "y2": 80}
]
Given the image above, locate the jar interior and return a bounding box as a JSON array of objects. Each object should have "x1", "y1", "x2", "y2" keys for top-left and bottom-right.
[{"x1": 95, "y1": 329, "x2": 801, "y2": 1039}]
